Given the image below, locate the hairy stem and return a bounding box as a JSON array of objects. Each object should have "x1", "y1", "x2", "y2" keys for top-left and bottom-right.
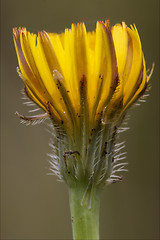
[{"x1": 69, "y1": 182, "x2": 101, "y2": 240}]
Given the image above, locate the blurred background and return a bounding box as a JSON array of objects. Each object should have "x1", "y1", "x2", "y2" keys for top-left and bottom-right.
[{"x1": 1, "y1": 0, "x2": 159, "y2": 239}]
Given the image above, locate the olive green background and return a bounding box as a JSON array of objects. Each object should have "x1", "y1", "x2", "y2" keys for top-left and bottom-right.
[{"x1": 1, "y1": 0, "x2": 159, "y2": 239}]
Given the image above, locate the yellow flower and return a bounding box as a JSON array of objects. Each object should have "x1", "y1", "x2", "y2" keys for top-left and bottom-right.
[
  {"x1": 13, "y1": 21, "x2": 151, "y2": 135},
  {"x1": 13, "y1": 20, "x2": 152, "y2": 185}
]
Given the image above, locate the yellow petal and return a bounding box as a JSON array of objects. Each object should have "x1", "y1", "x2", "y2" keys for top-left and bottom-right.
[
  {"x1": 122, "y1": 55, "x2": 147, "y2": 113},
  {"x1": 95, "y1": 21, "x2": 118, "y2": 116},
  {"x1": 112, "y1": 22, "x2": 128, "y2": 80},
  {"x1": 13, "y1": 28, "x2": 46, "y2": 101},
  {"x1": 123, "y1": 25, "x2": 143, "y2": 105},
  {"x1": 26, "y1": 31, "x2": 66, "y2": 113}
]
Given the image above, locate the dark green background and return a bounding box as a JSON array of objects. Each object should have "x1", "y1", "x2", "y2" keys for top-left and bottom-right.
[{"x1": 1, "y1": 0, "x2": 159, "y2": 239}]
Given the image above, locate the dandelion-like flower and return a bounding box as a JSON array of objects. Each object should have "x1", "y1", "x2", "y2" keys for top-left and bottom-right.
[{"x1": 13, "y1": 20, "x2": 153, "y2": 240}]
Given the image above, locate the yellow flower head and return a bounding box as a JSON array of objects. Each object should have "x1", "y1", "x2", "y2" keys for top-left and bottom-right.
[
  {"x1": 13, "y1": 21, "x2": 151, "y2": 132},
  {"x1": 13, "y1": 20, "x2": 152, "y2": 185}
]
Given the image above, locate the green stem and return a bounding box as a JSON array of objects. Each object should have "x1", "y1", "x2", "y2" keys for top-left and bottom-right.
[{"x1": 69, "y1": 183, "x2": 101, "y2": 240}]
